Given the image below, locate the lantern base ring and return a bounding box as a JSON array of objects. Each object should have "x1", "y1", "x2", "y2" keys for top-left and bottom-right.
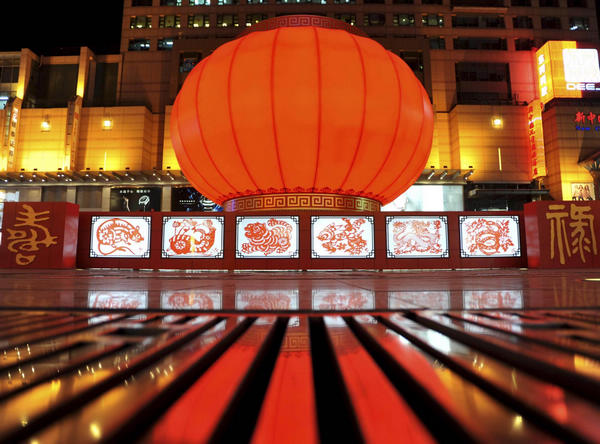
[{"x1": 223, "y1": 193, "x2": 381, "y2": 212}]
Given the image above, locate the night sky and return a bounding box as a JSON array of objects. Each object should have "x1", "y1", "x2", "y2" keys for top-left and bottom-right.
[
  {"x1": 1, "y1": 0, "x2": 600, "y2": 56},
  {"x1": 1, "y1": 1, "x2": 124, "y2": 55}
]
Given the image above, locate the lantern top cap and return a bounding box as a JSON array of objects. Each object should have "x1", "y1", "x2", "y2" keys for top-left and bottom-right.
[{"x1": 237, "y1": 15, "x2": 368, "y2": 39}]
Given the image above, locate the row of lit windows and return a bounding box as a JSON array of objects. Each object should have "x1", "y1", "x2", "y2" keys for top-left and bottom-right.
[
  {"x1": 129, "y1": 35, "x2": 541, "y2": 51},
  {"x1": 131, "y1": 13, "x2": 590, "y2": 30},
  {"x1": 132, "y1": 0, "x2": 588, "y2": 6}
]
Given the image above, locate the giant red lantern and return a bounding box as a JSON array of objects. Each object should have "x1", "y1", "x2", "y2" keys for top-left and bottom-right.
[{"x1": 171, "y1": 16, "x2": 433, "y2": 211}]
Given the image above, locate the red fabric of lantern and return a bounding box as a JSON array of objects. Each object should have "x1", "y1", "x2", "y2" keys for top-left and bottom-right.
[{"x1": 171, "y1": 18, "x2": 433, "y2": 206}]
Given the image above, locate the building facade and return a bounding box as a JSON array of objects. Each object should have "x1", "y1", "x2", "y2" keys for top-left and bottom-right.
[{"x1": 0, "y1": 0, "x2": 599, "y2": 218}]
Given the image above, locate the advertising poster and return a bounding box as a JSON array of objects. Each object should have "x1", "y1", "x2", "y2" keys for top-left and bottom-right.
[
  {"x1": 162, "y1": 216, "x2": 224, "y2": 258},
  {"x1": 171, "y1": 186, "x2": 222, "y2": 212},
  {"x1": 236, "y1": 216, "x2": 299, "y2": 258},
  {"x1": 460, "y1": 216, "x2": 521, "y2": 258},
  {"x1": 386, "y1": 216, "x2": 449, "y2": 258},
  {"x1": 90, "y1": 216, "x2": 151, "y2": 258},
  {"x1": 311, "y1": 216, "x2": 374, "y2": 258},
  {"x1": 571, "y1": 183, "x2": 595, "y2": 201},
  {"x1": 110, "y1": 187, "x2": 161, "y2": 212}
]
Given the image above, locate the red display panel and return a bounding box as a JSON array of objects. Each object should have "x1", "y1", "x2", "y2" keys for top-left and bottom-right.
[{"x1": 0, "y1": 202, "x2": 79, "y2": 269}]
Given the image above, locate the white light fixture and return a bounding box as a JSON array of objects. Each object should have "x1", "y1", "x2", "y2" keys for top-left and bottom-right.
[
  {"x1": 491, "y1": 116, "x2": 503, "y2": 129},
  {"x1": 102, "y1": 118, "x2": 113, "y2": 130},
  {"x1": 41, "y1": 117, "x2": 51, "y2": 132}
]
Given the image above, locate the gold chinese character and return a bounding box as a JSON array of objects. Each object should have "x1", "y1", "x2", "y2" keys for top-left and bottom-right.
[
  {"x1": 546, "y1": 204, "x2": 571, "y2": 265},
  {"x1": 569, "y1": 204, "x2": 597, "y2": 263},
  {"x1": 6, "y1": 204, "x2": 58, "y2": 265}
]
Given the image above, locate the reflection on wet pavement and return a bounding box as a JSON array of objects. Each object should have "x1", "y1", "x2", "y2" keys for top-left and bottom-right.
[
  {"x1": 0, "y1": 269, "x2": 599, "y2": 442},
  {"x1": 1, "y1": 268, "x2": 599, "y2": 312}
]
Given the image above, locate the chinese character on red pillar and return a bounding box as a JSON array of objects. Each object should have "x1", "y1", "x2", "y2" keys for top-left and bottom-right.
[
  {"x1": 575, "y1": 112, "x2": 586, "y2": 123},
  {"x1": 588, "y1": 112, "x2": 597, "y2": 123}
]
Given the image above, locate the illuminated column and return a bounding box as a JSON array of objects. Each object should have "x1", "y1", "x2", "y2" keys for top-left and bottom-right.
[
  {"x1": 64, "y1": 96, "x2": 82, "y2": 171},
  {"x1": 0, "y1": 98, "x2": 21, "y2": 172}
]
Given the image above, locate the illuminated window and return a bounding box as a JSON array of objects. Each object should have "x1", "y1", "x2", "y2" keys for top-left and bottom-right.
[
  {"x1": 128, "y1": 39, "x2": 151, "y2": 51},
  {"x1": 334, "y1": 0, "x2": 355, "y2": 3},
  {"x1": 129, "y1": 16, "x2": 152, "y2": 29},
  {"x1": 158, "y1": 38, "x2": 175, "y2": 50},
  {"x1": 217, "y1": 14, "x2": 238, "y2": 27},
  {"x1": 364, "y1": 13, "x2": 385, "y2": 26},
  {"x1": 188, "y1": 14, "x2": 210, "y2": 27},
  {"x1": 246, "y1": 14, "x2": 267, "y2": 26},
  {"x1": 393, "y1": 14, "x2": 415, "y2": 26},
  {"x1": 512, "y1": 16, "x2": 532, "y2": 29},
  {"x1": 161, "y1": 0, "x2": 182, "y2": 4},
  {"x1": 429, "y1": 37, "x2": 446, "y2": 49},
  {"x1": 541, "y1": 16, "x2": 562, "y2": 29},
  {"x1": 334, "y1": 14, "x2": 356, "y2": 25},
  {"x1": 159, "y1": 15, "x2": 181, "y2": 28},
  {"x1": 189, "y1": 0, "x2": 210, "y2": 4},
  {"x1": 422, "y1": 14, "x2": 444, "y2": 27},
  {"x1": 570, "y1": 17, "x2": 590, "y2": 31},
  {"x1": 247, "y1": 0, "x2": 266, "y2": 3},
  {"x1": 217, "y1": 0, "x2": 238, "y2": 4}
]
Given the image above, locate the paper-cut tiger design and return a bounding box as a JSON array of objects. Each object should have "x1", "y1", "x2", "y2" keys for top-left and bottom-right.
[{"x1": 241, "y1": 218, "x2": 293, "y2": 256}]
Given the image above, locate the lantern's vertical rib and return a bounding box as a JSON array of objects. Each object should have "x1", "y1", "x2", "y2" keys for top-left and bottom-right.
[
  {"x1": 194, "y1": 58, "x2": 238, "y2": 198},
  {"x1": 338, "y1": 34, "x2": 367, "y2": 193},
  {"x1": 227, "y1": 36, "x2": 260, "y2": 192},
  {"x1": 311, "y1": 27, "x2": 323, "y2": 192},
  {"x1": 269, "y1": 28, "x2": 287, "y2": 191},
  {"x1": 362, "y1": 50, "x2": 402, "y2": 194},
  {"x1": 377, "y1": 84, "x2": 427, "y2": 201},
  {"x1": 174, "y1": 95, "x2": 222, "y2": 200}
]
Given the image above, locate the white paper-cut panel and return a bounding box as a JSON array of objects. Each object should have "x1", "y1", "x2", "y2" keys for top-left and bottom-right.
[
  {"x1": 161, "y1": 290, "x2": 222, "y2": 310},
  {"x1": 235, "y1": 289, "x2": 299, "y2": 311},
  {"x1": 459, "y1": 216, "x2": 521, "y2": 258},
  {"x1": 88, "y1": 291, "x2": 148, "y2": 309},
  {"x1": 236, "y1": 216, "x2": 299, "y2": 258},
  {"x1": 312, "y1": 288, "x2": 375, "y2": 310},
  {"x1": 311, "y1": 216, "x2": 374, "y2": 258},
  {"x1": 463, "y1": 290, "x2": 523, "y2": 310},
  {"x1": 162, "y1": 217, "x2": 224, "y2": 258},
  {"x1": 386, "y1": 216, "x2": 449, "y2": 258},
  {"x1": 90, "y1": 216, "x2": 151, "y2": 258},
  {"x1": 388, "y1": 291, "x2": 451, "y2": 310}
]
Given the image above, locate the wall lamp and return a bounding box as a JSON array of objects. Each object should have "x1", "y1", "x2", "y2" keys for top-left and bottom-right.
[
  {"x1": 41, "y1": 116, "x2": 51, "y2": 132},
  {"x1": 102, "y1": 117, "x2": 113, "y2": 130}
]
